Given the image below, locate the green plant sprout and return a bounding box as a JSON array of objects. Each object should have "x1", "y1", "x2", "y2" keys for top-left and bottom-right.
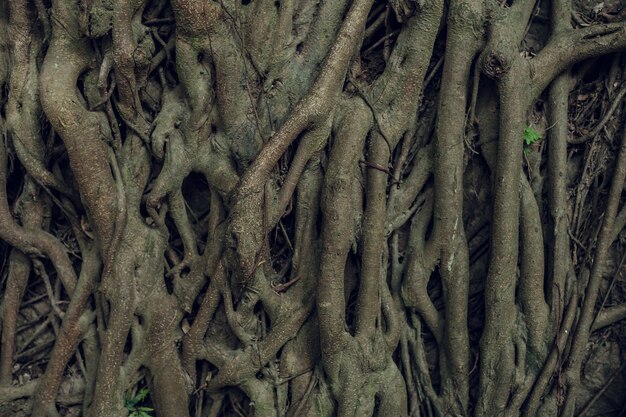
[
  {"x1": 125, "y1": 387, "x2": 154, "y2": 417},
  {"x1": 523, "y1": 125, "x2": 541, "y2": 155}
]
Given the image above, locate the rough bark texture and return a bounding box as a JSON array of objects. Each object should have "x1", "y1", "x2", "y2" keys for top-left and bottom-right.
[{"x1": 1, "y1": 0, "x2": 626, "y2": 416}]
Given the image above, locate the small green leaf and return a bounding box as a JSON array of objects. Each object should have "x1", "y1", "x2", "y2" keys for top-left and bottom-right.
[
  {"x1": 523, "y1": 125, "x2": 541, "y2": 146},
  {"x1": 125, "y1": 387, "x2": 151, "y2": 416},
  {"x1": 136, "y1": 388, "x2": 150, "y2": 402}
]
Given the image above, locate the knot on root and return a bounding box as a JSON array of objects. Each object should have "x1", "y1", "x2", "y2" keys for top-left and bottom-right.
[{"x1": 483, "y1": 52, "x2": 510, "y2": 79}]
